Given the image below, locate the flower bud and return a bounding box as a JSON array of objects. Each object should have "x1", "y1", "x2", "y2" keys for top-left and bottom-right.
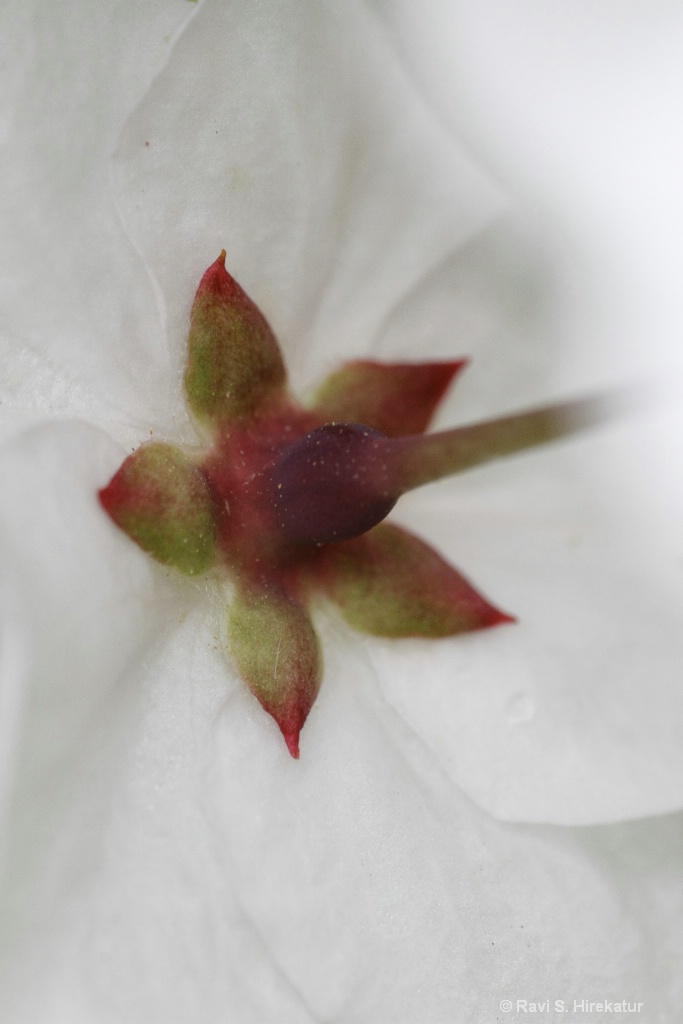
[{"x1": 259, "y1": 423, "x2": 400, "y2": 547}]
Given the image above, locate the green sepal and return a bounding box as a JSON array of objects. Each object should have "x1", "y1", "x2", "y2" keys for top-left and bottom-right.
[
  {"x1": 184, "y1": 251, "x2": 286, "y2": 428},
  {"x1": 98, "y1": 443, "x2": 217, "y2": 575},
  {"x1": 315, "y1": 522, "x2": 513, "y2": 637},
  {"x1": 228, "y1": 583, "x2": 321, "y2": 758}
]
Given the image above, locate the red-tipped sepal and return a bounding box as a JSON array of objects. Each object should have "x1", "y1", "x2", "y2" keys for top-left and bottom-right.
[
  {"x1": 310, "y1": 359, "x2": 466, "y2": 437},
  {"x1": 228, "y1": 583, "x2": 321, "y2": 757},
  {"x1": 99, "y1": 443, "x2": 217, "y2": 575},
  {"x1": 314, "y1": 522, "x2": 513, "y2": 637},
  {"x1": 184, "y1": 251, "x2": 287, "y2": 428}
]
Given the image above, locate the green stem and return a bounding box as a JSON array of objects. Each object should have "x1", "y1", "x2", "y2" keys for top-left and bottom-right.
[{"x1": 396, "y1": 394, "x2": 612, "y2": 492}]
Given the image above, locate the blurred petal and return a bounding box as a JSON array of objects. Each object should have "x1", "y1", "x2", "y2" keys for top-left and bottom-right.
[
  {"x1": 112, "y1": 0, "x2": 503, "y2": 390},
  {"x1": 0, "y1": 419, "x2": 202, "y2": 954},
  {"x1": 0, "y1": 604, "x2": 317, "y2": 1024},
  {"x1": 372, "y1": 424, "x2": 683, "y2": 825},
  {"x1": 1, "y1": 620, "x2": 680, "y2": 1019},
  {"x1": 190, "y1": 639, "x2": 678, "y2": 1019},
  {"x1": 0, "y1": 0, "x2": 198, "y2": 441},
  {"x1": 0, "y1": 422, "x2": 187, "y2": 873},
  {"x1": 356, "y1": 3, "x2": 683, "y2": 825}
]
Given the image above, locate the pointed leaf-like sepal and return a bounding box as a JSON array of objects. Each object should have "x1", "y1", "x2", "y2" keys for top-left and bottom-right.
[
  {"x1": 315, "y1": 522, "x2": 513, "y2": 637},
  {"x1": 99, "y1": 443, "x2": 217, "y2": 575},
  {"x1": 310, "y1": 359, "x2": 466, "y2": 437},
  {"x1": 228, "y1": 584, "x2": 321, "y2": 758},
  {"x1": 184, "y1": 251, "x2": 287, "y2": 427}
]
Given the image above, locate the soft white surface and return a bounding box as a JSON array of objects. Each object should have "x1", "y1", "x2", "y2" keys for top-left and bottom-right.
[
  {"x1": 1, "y1": 0, "x2": 683, "y2": 1020},
  {"x1": 111, "y1": 0, "x2": 503, "y2": 397},
  {"x1": 374, "y1": 0, "x2": 683, "y2": 531},
  {"x1": 0, "y1": 0, "x2": 196, "y2": 444},
  {"x1": 110, "y1": 0, "x2": 683, "y2": 822},
  {"x1": 365, "y1": 0, "x2": 683, "y2": 822},
  {"x1": 381, "y1": 428, "x2": 683, "y2": 823}
]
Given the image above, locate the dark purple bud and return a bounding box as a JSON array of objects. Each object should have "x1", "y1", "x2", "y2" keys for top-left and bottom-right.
[{"x1": 261, "y1": 423, "x2": 400, "y2": 547}]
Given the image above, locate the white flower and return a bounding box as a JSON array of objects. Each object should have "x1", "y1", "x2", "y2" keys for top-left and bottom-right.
[{"x1": 1, "y1": 1, "x2": 682, "y2": 1020}]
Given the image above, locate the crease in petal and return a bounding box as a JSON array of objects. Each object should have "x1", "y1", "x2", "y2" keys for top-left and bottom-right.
[
  {"x1": 112, "y1": 0, "x2": 503, "y2": 385},
  {"x1": 203, "y1": 635, "x2": 661, "y2": 1021},
  {"x1": 309, "y1": 358, "x2": 467, "y2": 436},
  {"x1": 311, "y1": 521, "x2": 513, "y2": 637},
  {"x1": 0, "y1": 421, "x2": 187, "y2": 912},
  {"x1": 0, "y1": 0, "x2": 199, "y2": 424}
]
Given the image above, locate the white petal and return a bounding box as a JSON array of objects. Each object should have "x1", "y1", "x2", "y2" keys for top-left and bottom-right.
[
  {"x1": 4, "y1": 4, "x2": 682, "y2": 1013},
  {"x1": 373, "y1": 418, "x2": 683, "y2": 825},
  {"x1": 374, "y1": 2, "x2": 683, "y2": 543},
  {"x1": 112, "y1": 0, "x2": 503, "y2": 396},
  {"x1": 0, "y1": 0, "x2": 198, "y2": 440},
  {"x1": 205, "y1": 638, "x2": 676, "y2": 1018},
  {"x1": 361, "y1": 3, "x2": 683, "y2": 824},
  {"x1": 1, "y1": 613, "x2": 679, "y2": 1019},
  {"x1": 0, "y1": 600, "x2": 316, "y2": 1023},
  {"x1": 0, "y1": 422, "x2": 186, "y2": 869}
]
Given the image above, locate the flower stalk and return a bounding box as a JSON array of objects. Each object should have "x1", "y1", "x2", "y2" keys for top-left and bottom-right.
[{"x1": 253, "y1": 395, "x2": 610, "y2": 548}]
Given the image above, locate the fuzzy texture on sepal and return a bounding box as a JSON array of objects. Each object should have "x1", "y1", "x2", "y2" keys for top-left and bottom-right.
[
  {"x1": 184, "y1": 251, "x2": 287, "y2": 427},
  {"x1": 310, "y1": 359, "x2": 466, "y2": 437},
  {"x1": 98, "y1": 443, "x2": 216, "y2": 575},
  {"x1": 228, "y1": 584, "x2": 322, "y2": 758},
  {"x1": 315, "y1": 522, "x2": 513, "y2": 637}
]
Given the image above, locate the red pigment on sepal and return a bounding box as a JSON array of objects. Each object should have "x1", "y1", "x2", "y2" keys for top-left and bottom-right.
[
  {"x1": 311, "y1": 359, "x2": 467, "y2": 437},
  {"x1": 184, "y1": 251, "x2": 287, "y2": 426},
  {"x1": 279, "y1": 706, "x2": 305, "y2": 759},
  {"x1": 311, "y1": 522, "x2": 514, "y2": 638},
  {"x1": 196, "y1": 250, "x2": 245, "y2": 308},
  {"x1": 99, "y1": 443, "x2": 216, "y2": 575},
  {"x1": 228, "y1": 583, "x2": 321, "y2": 758}
]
